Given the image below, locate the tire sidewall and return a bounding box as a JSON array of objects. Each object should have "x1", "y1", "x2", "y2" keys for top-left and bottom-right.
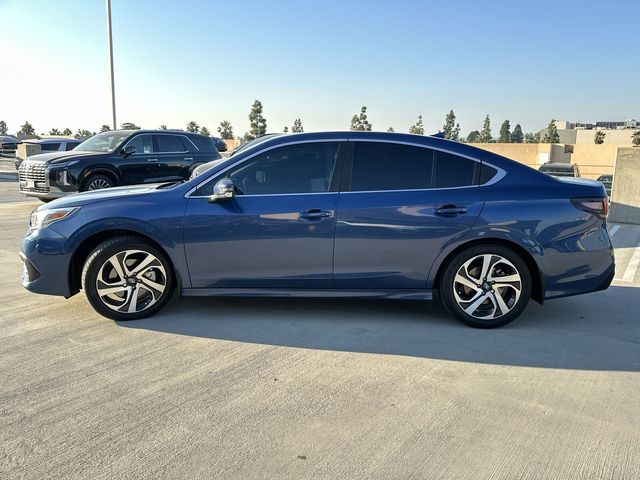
[
  {"x1": 441, "y1": 245, "x2": 532, "y2": 328},
  {"x1": 82, "y1": 238, "x2": 174, "y2": 321}
]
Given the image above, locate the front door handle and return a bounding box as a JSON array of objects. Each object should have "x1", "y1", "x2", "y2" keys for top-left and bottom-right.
[
  {"x1": 147, "y1": 158, "x2": 158, "y2": 162},
  {"x1": 299, "y1": 209, "x2": 334, "y2": 220},
  {"x1": 434, "y1": 204, "x2": 468, "y2": 216}
]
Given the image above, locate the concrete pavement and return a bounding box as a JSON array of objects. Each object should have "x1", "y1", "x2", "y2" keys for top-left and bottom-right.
[{"x1": 1, "y1": 180, "x2": 639, "y2": 479}]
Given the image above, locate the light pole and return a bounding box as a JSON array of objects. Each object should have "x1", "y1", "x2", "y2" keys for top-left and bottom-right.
[{"x1": 106, "y1": 0, "x2": 117, "y2": 130}]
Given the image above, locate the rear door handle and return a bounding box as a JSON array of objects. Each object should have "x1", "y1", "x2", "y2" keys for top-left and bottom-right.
[
  {"x1": 299, "y1": 209, "x2": 334, "y2": 220},
  {"x1": 147, "y1": 158, "x2": 158, "y2": 162},
  {"x1": 434, "y1": 204, "x2": 468, "y2": 216},
  {"x1": 184, "y1": 157, "x2": 193, "y2": 161}
]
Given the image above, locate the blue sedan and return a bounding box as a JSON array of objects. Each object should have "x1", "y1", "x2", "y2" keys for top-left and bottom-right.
[{"x1": 20, "y1": 131, "x2": 614, "y2": 328}]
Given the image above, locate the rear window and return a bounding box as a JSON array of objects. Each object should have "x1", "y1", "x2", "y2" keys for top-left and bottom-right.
[{"x1": 41, "y1": 143, "x2": 61, "y2": 151}]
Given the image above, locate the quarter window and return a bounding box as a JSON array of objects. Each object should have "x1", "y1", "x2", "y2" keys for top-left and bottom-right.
[
  {"x1": 350, "y1": 142, "x2": 434, "y2": 191},
  {"x1": 156, "y1": 135, "x2": 187, "y2": 153},
  {"x1": 125, "y1": 135, "x2": 154, "y2": 154},
  {"x1": 206, "y1": 142, "x2": 339, "y2": 196}
]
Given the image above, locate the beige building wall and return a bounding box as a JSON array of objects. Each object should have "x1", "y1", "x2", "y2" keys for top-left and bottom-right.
[
  {"x1": 570, "y1": 144, "x2": 618, "y2": 179},
  {"x1": 570, "y1": 129, "x2": 635, "y2": 145}
]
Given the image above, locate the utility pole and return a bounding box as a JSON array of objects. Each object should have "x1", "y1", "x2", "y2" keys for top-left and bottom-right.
[{"x1": 106, "y1": 0, "x2": 117, "y2": 130}]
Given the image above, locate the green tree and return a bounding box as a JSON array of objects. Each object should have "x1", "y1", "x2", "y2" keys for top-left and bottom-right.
[
  {"x1": 218, "y1": 121, "x2": 234, "y2": 140},
  {"x1": 200, "y1": 126, "x2": 210, "y2": 136},
  {"x1": 120, "y1": 122, "x2": 140, "y2": 130},
  {"x1": 350, "y1": 106, "x2": 372, "y2": 131},
  {"x1": 409, "y1": 115, "x2": 424, "y2": 135},
  {"x1": 246, "y1": 99, "x2": 267, "y2": 140},
  {"x1": 594, "y1": 130, "x2": 606, "y2": 144},
  {"x1": 510, "y1": 124, "x2": 524, "y2": 143},
  {"x1": 48, "y1": 128, "x2": 61, "y2": 135},
  {"x1": 525, "y1": 132, "x2": 540, "y2": 143},
  {"x1": 478, "y1": 115, "x2": 492, "y2": 143},
  {"x1": 283, "y1": 126, "x2": 289, "y2": 133},
  {"x1": 75, "y1": 129, "x2": 92, "y2": 138},
  {"x1": 466, "y1": 130, "x2": 480, "y2": 143},
  {"x1": 18, "y1": 121, "x2": 35, "y2": 135},
  {"x1": 100, "y1": 124, "x2": 111, "y2": 132},
  {"x1": 498, "y1": 120, "x2": 511, "y2": 143},
  {"x1": 186, "y1": 121, "x2": 200, "y2": 133},
  {"x1": 160, "y1": 124, "x2": 168, "y2": 130},
  {"x1": 542, "y1": 119, "x2": 560, "y2": 143},
  {"x1": 443, "y1": 110, "x2": 459, "y2": 139},
  {"x1": 387, "y1": 126, "x2": 395, "y2": 133},
  {"x1": 291, "y1": 118, "x2": 304, "y2": 133},
  {"x1": 62, "y1": 128, "x2": 72, "y2": 136},
  {"x1": 0, "y1": 120, "x2": 7, "y2": 135},
  {"x1": 632, "y1": 130, "x2": 640, "y2": 147}
]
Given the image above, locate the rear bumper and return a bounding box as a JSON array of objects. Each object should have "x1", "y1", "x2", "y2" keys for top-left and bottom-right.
[{"x1": 541, "y1": 223, "x2": 615, "y2": 300}]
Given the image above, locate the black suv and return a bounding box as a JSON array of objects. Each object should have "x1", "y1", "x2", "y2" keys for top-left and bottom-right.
[{"x1": 18, "y1": 130, "x2": 221, "y2": 201}]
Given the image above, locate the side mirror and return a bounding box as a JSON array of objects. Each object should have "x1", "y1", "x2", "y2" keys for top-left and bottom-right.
[
  {"x1": 208, "y1": 178, "x2": 235, "y2": 202},
  {"x1": 121, "y1": 146, "x2": 136, "y2": 156}
]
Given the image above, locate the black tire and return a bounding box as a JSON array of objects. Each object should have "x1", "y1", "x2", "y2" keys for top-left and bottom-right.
[
  {"x1": 439, "y1": 244, "x2": 532, "y2": 328},
  {"x1": 81, "y1": 236, "x2": 175, "y2": 321},
  {"x1": 81, "y1": 174, "x2": 114, "y2": 192},
  {"x1": 39, "y1": 198, "x2": 54, "y2": 203}
]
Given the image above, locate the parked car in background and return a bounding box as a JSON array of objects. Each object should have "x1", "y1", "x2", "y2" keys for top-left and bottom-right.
[
  {"x1": 20, "y1": 131, "x2": 613, "y2": 329},
  {"x1": 0, "y1": 135, "x2": 20, "y2": 155},
  {"x1": 212, "y1": 137, "x2": 227, "y2": 152},
  {"x1": 190, "y1": 134, "x2": 282, "y2": 179},
  {"x1": 18, "y1": 130, "x2": 221, "y2": 201},
  {"x1": 596, "y1": 174, "x2": 613, "y2": 196},
  {"x1": 538, "y1": 162, "x2": 581, "y2": 178},
  {"x1": 15, "y1": 138, "x2": 82, "y2": 169}
]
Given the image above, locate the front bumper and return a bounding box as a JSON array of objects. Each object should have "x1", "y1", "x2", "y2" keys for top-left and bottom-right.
[{"x1": 20, "y1": 225, "x2": 73, "y2": 297}]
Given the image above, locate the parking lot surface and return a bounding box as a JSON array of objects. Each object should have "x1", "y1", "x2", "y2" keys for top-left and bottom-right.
[{"x1": 1, "y1": 179, "x2": 639, "y2": 479}]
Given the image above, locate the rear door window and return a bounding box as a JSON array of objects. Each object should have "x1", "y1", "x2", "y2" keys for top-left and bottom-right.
[
  {"x1": 350, "y1": 142, "x2": 434, "y2": 191},
  {"x1": 433, "y1": 151, "x2": 478, "y2": 188},
  {"x1": 156, "y1": 135, "x2": 187, "y2": 153},
  {"x1": 40, "y1": 143, "x2": 61, "y2": 151}
]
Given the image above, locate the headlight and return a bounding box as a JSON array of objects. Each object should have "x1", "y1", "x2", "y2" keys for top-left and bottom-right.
[{"x1": 29, "y1": 207, "x2": 79, "y2": 230}]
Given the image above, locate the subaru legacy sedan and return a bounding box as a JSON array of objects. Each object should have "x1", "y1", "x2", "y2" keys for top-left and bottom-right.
[{"x1": 20, "y1": 132, "x2": 614, "y2": 328}]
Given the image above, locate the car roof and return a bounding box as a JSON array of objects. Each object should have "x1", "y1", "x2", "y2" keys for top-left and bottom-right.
[
  {"x1": 26, "y1": 138, "x2": 81, "y2": 144},
  {"x1": 107, "y1": 129, "x2": 210, "y2": 138},
  {"x1": 540, "y1": 163, "x2": 575, "y2": 169}
]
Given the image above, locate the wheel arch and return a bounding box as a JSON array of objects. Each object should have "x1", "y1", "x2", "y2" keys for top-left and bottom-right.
[
  {"x1": 431, "y1": 237, "x2": 544, "y2": 304},
  {"x1": 68, "y1": 229, "x2": 181, "y2": 297}
]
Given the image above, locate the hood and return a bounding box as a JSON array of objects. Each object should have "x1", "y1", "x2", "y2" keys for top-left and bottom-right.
[
  {"x1": 42, "y1": 183, "x2": 166, "y2": 210},
  {"x1": 22, "y1": 150, "x2": 100, "y2": 165}
]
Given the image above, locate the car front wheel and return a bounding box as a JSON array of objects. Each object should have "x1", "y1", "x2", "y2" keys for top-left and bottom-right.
[
  {"x1": 81, "y1": 236, "x2": 174, "y2": 320},
  {"x1": 82, "y1": 174, "x2": 114, "y2": 192},
  {"x1": 440, "y1": 245, "x2": 532, "y2": 328}
]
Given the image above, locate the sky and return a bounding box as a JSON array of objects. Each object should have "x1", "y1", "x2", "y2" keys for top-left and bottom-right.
[{"x1": 1, "y1": 0, "x2": 638, "y2": 138}]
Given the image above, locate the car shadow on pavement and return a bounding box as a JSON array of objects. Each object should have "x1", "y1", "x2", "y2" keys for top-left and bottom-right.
[{"x1": 119, "y1": 285, "x2": 640, "y2": 371}]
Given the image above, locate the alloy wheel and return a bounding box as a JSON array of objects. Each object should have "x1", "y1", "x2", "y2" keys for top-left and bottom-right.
[
  {"x1": 95, "y1": 249, "x2": 167, "y2": 313},
  {"x1": 452, "y1": 254, "x2": 522, "y2": 320},
  {"x1": 88, "y1": 178, "x2": 112, "y2": 190}
]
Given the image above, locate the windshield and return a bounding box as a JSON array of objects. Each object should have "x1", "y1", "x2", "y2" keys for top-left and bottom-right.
[{"x1": 75, "y1": 131, "x2": 132, "y2": 153}]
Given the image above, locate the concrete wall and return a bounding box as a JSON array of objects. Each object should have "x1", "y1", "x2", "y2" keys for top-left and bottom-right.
[
  {"x1": 470, "y1": 143, "x2": 566, "y2": 168},
  {"x1": 609, "y1": 148, "x2": 640, "y2": 224},
  {"x1": 571, "y1": 144, "x2": 618, "y2": 179},
  {"x1": 471, "y1": 143, "x2": 620, "y2": 180},
  {"x1": 223, "y1": 139, "x2": 241, "y2": 151},
  {"x1": 557, "y1": 129, "x2": 637, "y2": 145}
]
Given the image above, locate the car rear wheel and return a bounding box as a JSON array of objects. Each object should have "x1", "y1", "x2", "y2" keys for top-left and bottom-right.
[
  {"x1": 81, "y1": 236, "x2": 174, "y2": 320},
  {"x1": 82, "y1": 174, "x2": 114, "y2": 192},
  {"x1": 440, "y1": 245, "x2": 531, "y2": 328}
]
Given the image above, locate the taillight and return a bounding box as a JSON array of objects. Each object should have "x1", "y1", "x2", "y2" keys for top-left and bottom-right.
[{"x1": 571, "y1": 197, "x2": 608, "y2": 219}]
